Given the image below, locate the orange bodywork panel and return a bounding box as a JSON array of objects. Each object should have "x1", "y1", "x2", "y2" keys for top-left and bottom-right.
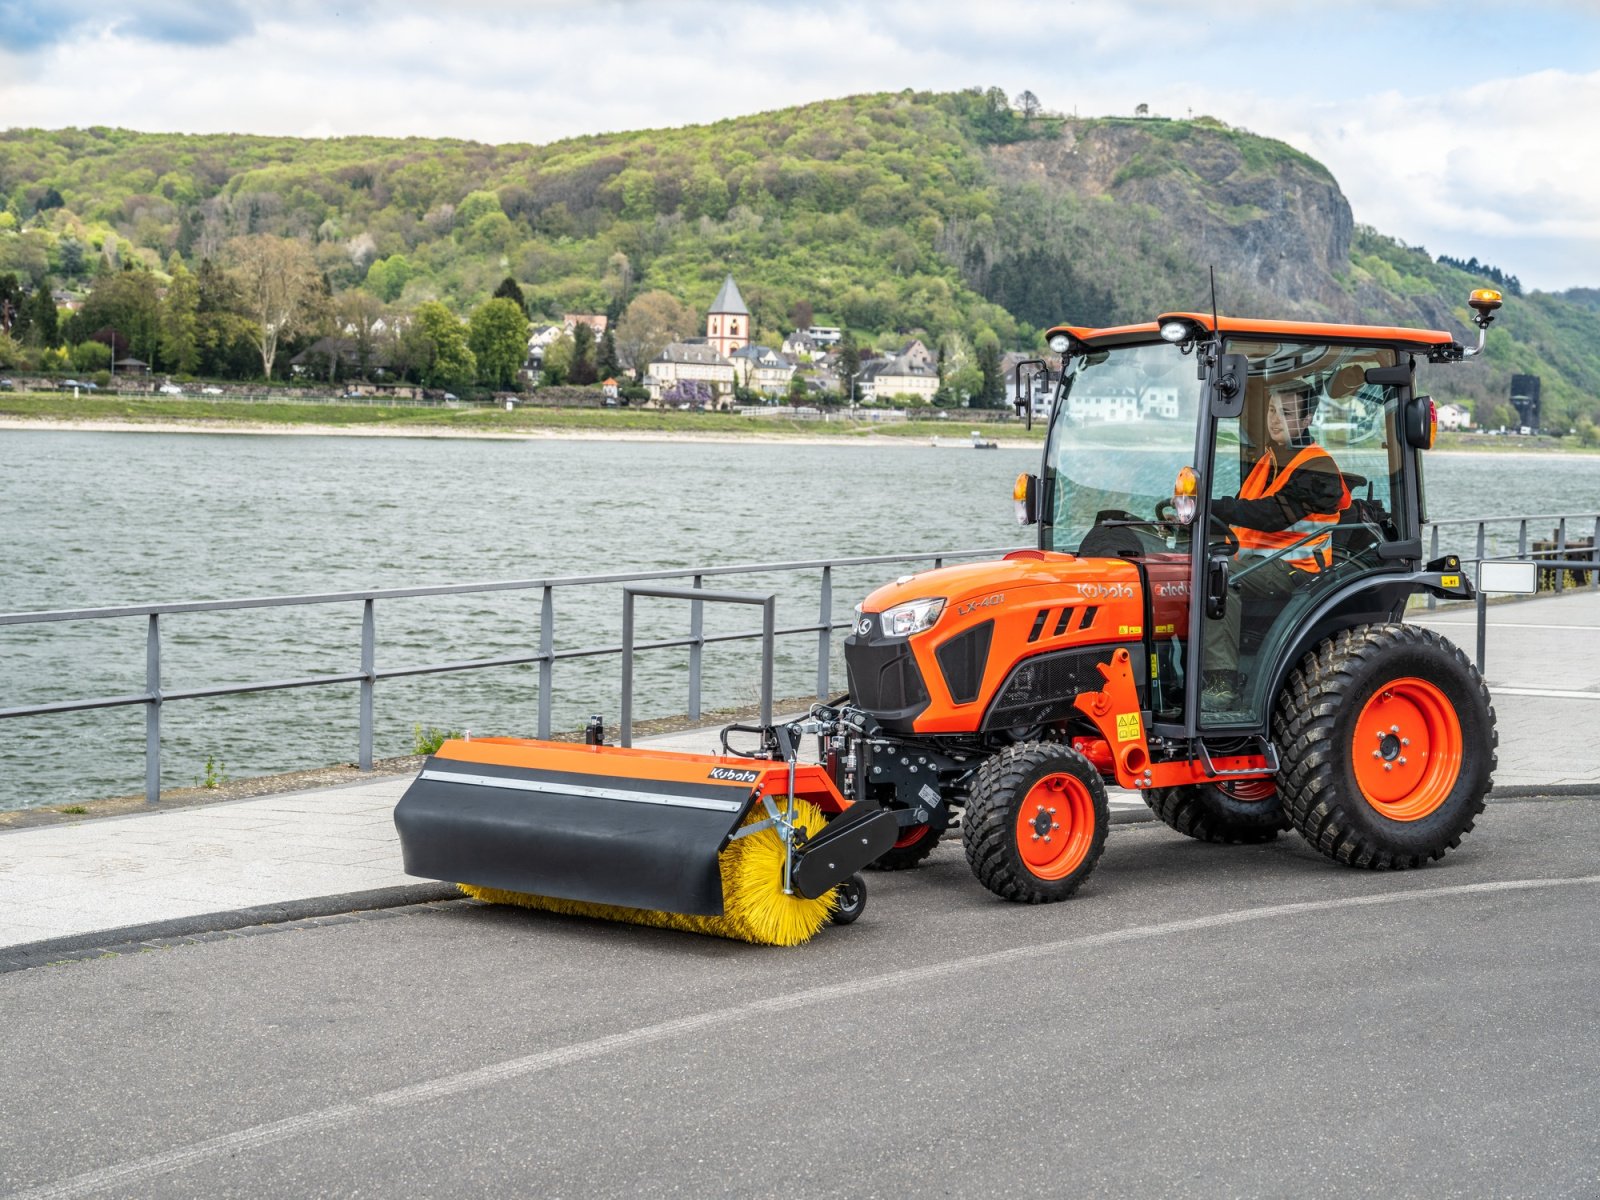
[
  {"x1": 1072, "y1": 649, "x2": 1275, "y2": 790},
  {"x1": 435, "y1": 737, "x2": 850, "y2": 814},
  {"x1": 860, "y1": 551, "x2": 1187, "y2": 735},
  {"x1": 1047, "y1": 313, "x2": 1456, "y2": 351}
]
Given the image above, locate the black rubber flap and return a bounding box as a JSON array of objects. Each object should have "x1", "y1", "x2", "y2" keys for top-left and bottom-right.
[{"x1": 394, "y1": 758, "x2": 755, "y2": 915}]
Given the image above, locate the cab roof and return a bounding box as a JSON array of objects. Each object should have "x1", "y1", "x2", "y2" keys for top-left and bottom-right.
[{"x1": 1046, "y1": 312, "x2": 1457, "y2": 351}]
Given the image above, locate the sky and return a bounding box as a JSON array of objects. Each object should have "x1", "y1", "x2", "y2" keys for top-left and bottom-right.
[{"x1": 1, "y1": 0, "x2": 1596, "y2": 292}]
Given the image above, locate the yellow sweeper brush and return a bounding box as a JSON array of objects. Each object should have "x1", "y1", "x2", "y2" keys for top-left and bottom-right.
[{"x1": 394, "y1": 721, "x2": 899, "y2": 947}]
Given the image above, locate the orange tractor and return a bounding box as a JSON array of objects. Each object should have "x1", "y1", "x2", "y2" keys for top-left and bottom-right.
[{"x1": 396, "y1": 291, "x2": 1503, "y2": 943}]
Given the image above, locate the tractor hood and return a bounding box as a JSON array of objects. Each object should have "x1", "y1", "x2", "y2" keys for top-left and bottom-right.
[{"x1": 859, "y1": 551, "x2": 1142, "y2": 620}]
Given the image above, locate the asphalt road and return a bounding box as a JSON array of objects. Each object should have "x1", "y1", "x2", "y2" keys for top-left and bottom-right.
[{"x1": 3, "y1": 797, "x2": 1598, "y2": 1199}]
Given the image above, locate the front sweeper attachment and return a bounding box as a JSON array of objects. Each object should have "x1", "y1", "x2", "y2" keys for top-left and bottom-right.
[{"x1": 394, "y1": 725, "x2": 897, "y2": 946}]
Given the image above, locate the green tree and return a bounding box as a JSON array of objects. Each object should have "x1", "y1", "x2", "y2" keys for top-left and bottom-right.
[
  {"x1": 412, "y1": 301, "x2": 477, "y2": 390},
  {"x1": 568, "y1": 321, "x2": 597, "y2": 385},
  {"x1": 467, "y1": 296, "x2": 530, "y2": 389},
  {"x1": 365, "y1": 254, "x2": 414, "y2": 304},
  {"x1": 596, "y1": 326, "x2": 621, "y2": 380},
  {"x1": 161, "y1": 258, "x2": 200, "y2": 374},
  {"x1": 0, "y1": 330, "x2": 21, "y2": 368},
  {"x1": 613, "y1": 290, "x2": 697, "y2": 382},
  {"x1": 27, "y1": 280, "x2": 59, "y2": 348},
  {"x1": 838, "y1": 331, "x2": 861, "y2": 403},
  {"x1": 336, "y1": 289, "x2": 386, "y2": 379},
  {"x1": 225, "y1": 234, "x2": 325, "y2": 379},
  {"x1": 492, "y1": 275, "x2": 528, "y2": 315},
  {"x1": 71, "y1": 339, "x2": 112, "y2": 372},
  {"x1": 975, "y1": 334, "x2": 1004, "y2": 408}
]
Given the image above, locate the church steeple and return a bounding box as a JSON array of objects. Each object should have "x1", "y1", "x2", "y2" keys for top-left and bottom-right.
[{"x1": 705, "y1": 274, "x2": 750, "y2": 358}]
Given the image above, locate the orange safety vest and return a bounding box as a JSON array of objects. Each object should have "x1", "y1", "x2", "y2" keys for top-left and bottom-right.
[{"x1": 1233, "y1": 444, "x2": 1351, "y2": 572}]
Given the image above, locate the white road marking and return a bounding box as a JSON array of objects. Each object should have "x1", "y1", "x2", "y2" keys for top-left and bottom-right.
[
  {"x1": 12, "y1": 873, "x2": 1600, "y2": 1200},
  {"x1": 1418, "y1": 621, "x2": 1600, "y2": 632},
  {"x1": 1491, "y1": 687, "x2": 1600, "y2": 701}
]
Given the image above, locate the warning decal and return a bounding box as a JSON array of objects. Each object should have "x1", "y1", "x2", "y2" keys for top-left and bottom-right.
[{"x1": 1116, "y1": 712, "x2": 1142, "y2": 742}]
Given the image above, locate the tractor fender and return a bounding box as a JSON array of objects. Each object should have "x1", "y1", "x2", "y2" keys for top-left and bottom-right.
[{"x1": 1262, "y1": 570, "x2": 1453, "y2": 710}]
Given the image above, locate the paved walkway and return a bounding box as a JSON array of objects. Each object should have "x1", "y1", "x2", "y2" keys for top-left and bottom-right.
[{"x1": 3, "y1": 590, "x2": 1596, "y2": 956}]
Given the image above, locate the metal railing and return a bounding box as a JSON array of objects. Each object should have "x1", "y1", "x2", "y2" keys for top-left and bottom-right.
[
  {"x1": 1424, "y1": 513, "x2": 1600, "y2": 606},
  {"x1": 0, "y1": 547, "x2": 1013, "y2": 804}
]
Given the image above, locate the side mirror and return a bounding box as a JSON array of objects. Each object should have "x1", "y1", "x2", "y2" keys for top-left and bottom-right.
[
  {"x1": 1013, "y1": 472, "x2": 1039, "y2": 525},
  {"x1": 1208, "y1": 352, "x2": 1248, "y2": 418},
  {"x1": 1405, "y1": 395, "x2": 1438, "y2": 450},
  {"x1": 1364, "y1": 364, "x2": 1412, "y2": 388},
  {"x1": 1012, "y1": 358, "x2": 1046, "y2": 432}
]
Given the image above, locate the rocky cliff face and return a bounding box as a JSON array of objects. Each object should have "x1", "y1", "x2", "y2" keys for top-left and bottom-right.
[{"x1": 982, "y1": 120, "x2": 1363, "y2": 323}]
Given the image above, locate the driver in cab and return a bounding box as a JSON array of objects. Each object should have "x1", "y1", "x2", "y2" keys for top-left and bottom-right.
[{"x1": 1204, "y1": 378, "x2": 1351, "y2": 704}]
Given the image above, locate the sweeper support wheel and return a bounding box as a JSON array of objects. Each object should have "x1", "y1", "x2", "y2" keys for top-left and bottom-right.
[
  {"x1": 962, "y1": 742, "x2": 1109, "y2": 903},
  {"x1": 1274, "y1": 623, "x2": 1496, "y2": 869}
]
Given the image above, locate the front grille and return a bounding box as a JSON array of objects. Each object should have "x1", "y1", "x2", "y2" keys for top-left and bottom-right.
[
  {"x1": 935, "y1": 620, "x2": 993, "y2": 706},
  {"x1": 982, "y1": 642, "x2": 1142, "y2": 731},
  {"x1": 845, "y1": 635, "x2": 929, "y2": 718}
]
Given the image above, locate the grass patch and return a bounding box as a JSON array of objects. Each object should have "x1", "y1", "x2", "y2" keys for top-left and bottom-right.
[{"x1": 0, "y1": 392, "x2": 1046, "y2": 441}]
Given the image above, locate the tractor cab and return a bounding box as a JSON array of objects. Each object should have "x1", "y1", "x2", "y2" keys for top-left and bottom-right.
[{"x1": 1020, "y1": 304, "x2": 1496, "y2": 740}]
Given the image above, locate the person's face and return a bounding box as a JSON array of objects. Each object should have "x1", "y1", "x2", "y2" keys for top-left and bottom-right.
[{"x1": 1268, "y1": 391, "x2": 1310, "y2": 443}]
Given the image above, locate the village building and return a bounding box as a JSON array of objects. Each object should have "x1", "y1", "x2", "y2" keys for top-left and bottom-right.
[
  {"x1": 646, "y1": 340, "x2": 737, "y2": 405},
  {"x1": 781, "y1": 329, "x2": 819, "y2": 360},
  {"x1": 729, "y1": 344, "x2": 796, "y2": 396},
  {"x1": 858, "y1": 350, "x2": 938, "y2": 404},
  {"x1": 704, "y1": 275, "x2": 750, "y2": 359},
  {"x1": 563, "y1": 313, "x2": 608, "y2": 336}
]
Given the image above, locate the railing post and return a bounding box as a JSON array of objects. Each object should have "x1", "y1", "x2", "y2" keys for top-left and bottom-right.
[
  {"x1": 688, "y1": 574, "x2": 704, "y2": 722},
  {"x1": 1476, "y1": 585, "x2": 1488, "y2": 676},
  {"x1": 1428, "y1": 524, "x2": 1440, "y2": 609},
  {"x1": 1592, "y1": 516, "x2": 1599, "y2": 591},
  {"x1": 1556, "y1": 518, "x2": 1568, "y2": 593},
  {"x1": 1518, "y1": 518, "x2": 1528, "y2": 559},
  {"x1": 620, "y1": 590, "x2": 635, "y2": 747},
  {"x1": 760, "y1": 596, "x2": 775, "y2": 729},
  {"x1": 537, "y1": 586, "x2": 553, "y2": 739},
  {"x1": 145, "y1": 613, "x2": 161, "y2": 804},
  {"x1": 1475, "y1": 522, "x2": 1485, "y2": 571},
  {"x1": 358, "y1": 598, "x2": 375, "y2": 771},
  {"x1": 816, "y1": 565, "x2": 833, "y2": 700}
]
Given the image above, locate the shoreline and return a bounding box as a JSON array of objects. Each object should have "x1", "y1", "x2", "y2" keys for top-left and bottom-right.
[{"x1": 0, "y1": 415, "x2": 1042, "y2": 450}]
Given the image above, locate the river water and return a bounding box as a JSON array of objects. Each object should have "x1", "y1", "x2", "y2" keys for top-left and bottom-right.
[{"x1": 2, "y1": 429, "x2": 1598, "y2": 809}]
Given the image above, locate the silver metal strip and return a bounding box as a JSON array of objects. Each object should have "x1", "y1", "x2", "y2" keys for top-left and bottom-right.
[{"x1": 417, "y1": 768, "x2": 745, "y2": 812}]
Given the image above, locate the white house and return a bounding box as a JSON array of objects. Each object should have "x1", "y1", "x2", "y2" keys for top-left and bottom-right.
[{"x1": 647, "y1": 341, "x2": 737, "y2": 404}]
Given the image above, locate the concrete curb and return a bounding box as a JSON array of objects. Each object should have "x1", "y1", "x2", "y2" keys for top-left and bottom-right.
[{"x1": 0, "y1": 882, "x2": 458, "y2": 976}]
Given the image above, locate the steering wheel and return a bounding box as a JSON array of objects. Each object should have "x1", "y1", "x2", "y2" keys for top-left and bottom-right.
[
  {"x1": 1153, "y1": 499, "x2": 1177, "y2": 523},
  {"x1": 1208, "y1": 512, "x2": 1239, "y2": 555}
]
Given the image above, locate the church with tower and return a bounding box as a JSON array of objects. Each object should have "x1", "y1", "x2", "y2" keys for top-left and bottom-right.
[{"x1": 704, "y1": 274, "x2": 749, "y2": 359}]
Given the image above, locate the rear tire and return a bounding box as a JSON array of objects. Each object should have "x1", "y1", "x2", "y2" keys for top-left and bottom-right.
[
  {"x1": 1274, "y1": 623, "x2": 1495, "y2": 869},
  {"x1": 1144, "y1": 779, "x2": 1287, "y2": 844},
  {"x1": 867, "y1": 821, "x2": 943, "y2": 871},
  {"x1": 962, "y1": 743, "x2": 1109, "y2": 903}
]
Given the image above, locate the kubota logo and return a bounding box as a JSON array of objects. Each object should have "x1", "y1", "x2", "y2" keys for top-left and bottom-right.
[
  {"x1": 1075, "y1": 582, "x2": 1135, "y2": 600},
  {"x1": 708, "y1": 767, "x2": 761, "y2": 783},
  {"x1": 957, "y1": 593, "x2": 1004, "y2": 615},
  {"x1": 855, "y1": 616, "x2": 873, "y2": 635}
]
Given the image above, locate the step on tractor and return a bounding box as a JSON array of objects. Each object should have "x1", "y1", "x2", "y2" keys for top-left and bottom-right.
[{"x1": 395, "y1": 289, "x2": 1504, "y2": 945}]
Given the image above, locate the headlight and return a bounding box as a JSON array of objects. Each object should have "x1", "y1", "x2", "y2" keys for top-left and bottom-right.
[{"x1": 880, "y1": 597, "x2": 946, "y2": 638}]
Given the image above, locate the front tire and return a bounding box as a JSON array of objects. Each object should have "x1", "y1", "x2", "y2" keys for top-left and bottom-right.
[
  {"x1": 867, "y1": 821, "x2": 943, "y2": 871},
  {"x1": 962, "y1": 743, "x2": 1109, "y2": 903},
  {"x1": 1274, "y1": 623, "x2": 1496, "y2": 869},
  {"x1": 1144, "y1": 779, "x2": 1287, "y2": 844}
]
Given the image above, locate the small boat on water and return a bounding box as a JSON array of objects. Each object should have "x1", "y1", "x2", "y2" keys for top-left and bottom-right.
[{"x1": 970, "y1": 430, "x2": 999, "y2": 450}]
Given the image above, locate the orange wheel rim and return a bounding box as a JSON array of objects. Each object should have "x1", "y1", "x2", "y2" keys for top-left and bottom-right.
[
  {"x1": 1351, "y1": 677, "x2": 1462, "y2": 821},
  {"x1": 1221, "y1": 778, "x2": 1277, "y2": 802},
  {"x1": 892, "y1": 823, "x2": 931, "y2": 850},
  {"x1": 1015, "y1": 773, "x2": 1095, "y2": 880}
]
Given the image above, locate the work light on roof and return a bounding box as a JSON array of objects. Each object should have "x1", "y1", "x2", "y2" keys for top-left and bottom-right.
[
  {"x1": 1047, "y1": 333, "x2": 1072, "y2": 354},
  {"x1": 1160, "y1": 320, "x2": 1192, "y2": 343}
]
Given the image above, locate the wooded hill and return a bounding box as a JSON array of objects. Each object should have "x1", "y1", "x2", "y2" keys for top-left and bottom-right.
[{"x1": 0, "y1": 87, "x2": 1594, "y2": 427}]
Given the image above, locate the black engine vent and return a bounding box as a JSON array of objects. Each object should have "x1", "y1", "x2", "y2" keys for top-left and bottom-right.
[
  {"x1": 935, "y1": 619, "x2": 994, "y2": 705},
  {"x1": 981, "y1": 642, "x2": 1142, "y2": 732}
]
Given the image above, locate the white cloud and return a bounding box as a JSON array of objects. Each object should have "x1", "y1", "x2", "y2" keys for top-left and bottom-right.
[{"x1": 0, "y1": 0, "x2": 1592, "y2": 289}]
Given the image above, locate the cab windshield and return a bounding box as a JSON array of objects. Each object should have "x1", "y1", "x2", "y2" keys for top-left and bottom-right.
[{"x1": 1041, "y1": 342, "x2": 1204, "y2": 554}]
